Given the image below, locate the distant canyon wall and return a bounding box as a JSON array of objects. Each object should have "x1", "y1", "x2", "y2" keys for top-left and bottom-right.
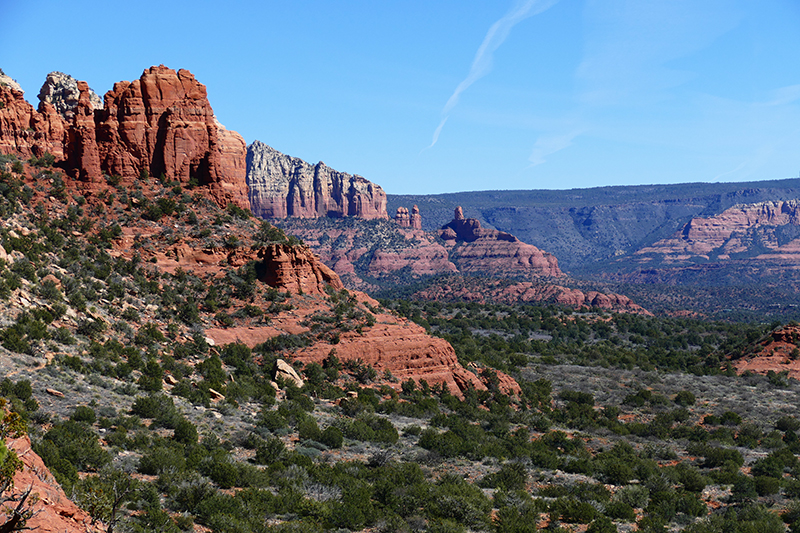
[{"x1": 246, "y1": 140, "x2": 387, "y2": 220}]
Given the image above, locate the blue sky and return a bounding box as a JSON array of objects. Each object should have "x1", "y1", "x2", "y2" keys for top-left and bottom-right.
[{"x1": 2, "y1": 0, "x2": 799, "y2": 194}]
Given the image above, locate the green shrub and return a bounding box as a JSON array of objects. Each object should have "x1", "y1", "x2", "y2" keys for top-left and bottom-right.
[
  {"x1": 173, "y1": 418, "x2": 198, "y2": 444},
  {"x1": 71, "y1": 405, "x2": 97, "y2": 424},
  {"x1": 674, "y1": 390, "x2": 696, "y2": 406}
]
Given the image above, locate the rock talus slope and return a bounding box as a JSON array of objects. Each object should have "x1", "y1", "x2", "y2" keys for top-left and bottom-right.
[{"x1": 246, "y1": 140, "x2": 387, "y2": 219}]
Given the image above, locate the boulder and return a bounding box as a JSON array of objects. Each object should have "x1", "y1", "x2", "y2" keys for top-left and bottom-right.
[{"x1": 274, "y1": 359, "x2": 304, "y2": 388}]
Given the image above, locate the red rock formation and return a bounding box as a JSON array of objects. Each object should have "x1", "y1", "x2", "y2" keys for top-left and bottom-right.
[
  {"x1": 0, "y1": 66, "x2": 249, "y2": 209},
  {"x1": 275, "y1": 220, "x2": 459, "y2": 290},
  {"x1": 66, "y1": 81, "x2": 101, "y2": 181},
  {"x1": 410, "y1": 205, "x2": 422, "y2": 230},
  {"x1": 440, "y1": 206, "x2": 563, "y2": 278},
  {"x1": 246, "y1": 140, "x2": 387, "y2": 219},
  {"x1": 95, "y1": 66, "x2": 249, "y2": 208},
  {"x1": 256, "y1": 244, "x2": 344, "y2": 295},
  {"x1": 369, "y1": 246, "x2": 458, "y2": 276},
  {"x1": 395, "y1": 205, "x2": 422, "y2": 229},
  {"x1": 292, "y1": 313, "x2": 520, "y2": 398},
  {"x1": 636, "y1": 200, "x2": 800, "y2": 260},
  {"x1": 395, "y1": 207, "x2": 410, "y2": 227},
  {"x1": 6, "y1": 435, "x2": 102, "y2": 532}
]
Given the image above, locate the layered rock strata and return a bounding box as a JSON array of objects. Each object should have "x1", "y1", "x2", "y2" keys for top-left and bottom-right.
[
  {"x1": 0, "y1": 66, "x2": 249, "y2": 209},
  {"x1": 293, "y1": 316, "x2": 521, "y2": 398},
  {"x1": 636, "y1": 200, "x2": 800, "y2": 261},
  {"x1": 256, "y1": 244, "x2": 344, "y2": 295},
  {"x1": 246, "y1": 140, "x2": 387, "y2": 219},
  {"x1": 412, "y1": 276, "x2": 649, "y2": 314}
]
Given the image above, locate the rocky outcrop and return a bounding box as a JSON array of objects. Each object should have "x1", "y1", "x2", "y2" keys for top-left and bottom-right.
[
  {"x1": 395, "y1": 207, "x2": 410, "y2": 227},
  {"x1": 412, "y1": 276, "x2": 649, "y2": 313},
  {"x1": 38, "y1": 71, "x2": 102, "y2": 121},
  {"x1": 440, "y1": 207, "x2": 563, "y2": 278},
  {"x1": 395, "y1": 205, "x2": 422, "y2": 229},
  {"x1": 256, "y1": 244, "x2": 344, "y2": 295},
  {"x1": 388, "y1": 180, "x2": 800, "y2": 271},
  {"x1": 0, "y1": 66, "x2": 249, "y2": 209},
  {"x1": 292, "y1": 314, "x2": 521, "y2": 398},
  {"x1": 732, "y1": 324, "x2": 800, "y2": 380},
  {"x1": 7, "y1": 435, "x2": 102, "y2": 532},
  {"x1": 95, "y1": 66, "x2": 249, "y2": 207},
  {"x1": 246, "y1": 140, "x2": 387, "y2": 220},
  {"x1": 273, "y1": 218, "x2": 458, "y2": 291},
  {"x1": 0, "y1": 69, "x2": 22, "y2": 92}
]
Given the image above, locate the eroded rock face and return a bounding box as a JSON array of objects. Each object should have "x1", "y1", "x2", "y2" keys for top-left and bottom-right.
[
  {"x1": 0, "y1": 66, "x2": 249, "y2": 209},
  {"x1": 618, "y1": 200, "x2": 800, "y2": 284},
  {"x1": 440, "y1": 206, "x2": 563, "y2": 278},
  {"x1": 733, "y1": 324, "x2": 800, "y2": 380},
  {"x1": 96, "y1": 66, "x2": 249, "y2": 207},
  {"x1": 38, "y1": 71, "x2": 102, "y2": 121},
  {"x1": 0, "y1": 78, "x2": 66, "y2": 160},
  {"x1": 395, "y1": 205, "x2": 421, "y2": 229},
  {"x1": 246, "y1": 140, "x2": 387, "y2": 219}
]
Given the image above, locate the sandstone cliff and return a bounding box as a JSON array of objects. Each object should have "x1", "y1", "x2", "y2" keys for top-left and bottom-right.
[
  {"x1": 246, "y1": 140, "x2": 387, "y2": 219},
  {"x1": 0, "y1": 74, "x2": 67, "y2": 161},
  {"x1": 0, "y1": 66, "x2": 249, "y2": 209}
]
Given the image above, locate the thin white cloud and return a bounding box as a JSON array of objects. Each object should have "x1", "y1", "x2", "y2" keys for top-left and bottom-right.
[
  {"x1": 763, "y1": 84, "x2": 800, "y2": 107},
  {"x1": 528, "y1": 130, "x2": 582, "y2": 166},
  {"x1": 429, "y1": 0, "x2": 561, "y2": 148}
]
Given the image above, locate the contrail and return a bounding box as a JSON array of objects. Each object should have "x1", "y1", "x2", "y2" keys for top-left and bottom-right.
[
  {"x1": 422, "y1": 117, "x2": 449, "y2": 153},
  {"x1": 428, "y1": 0, "x2": 561, "y2": 148}
]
